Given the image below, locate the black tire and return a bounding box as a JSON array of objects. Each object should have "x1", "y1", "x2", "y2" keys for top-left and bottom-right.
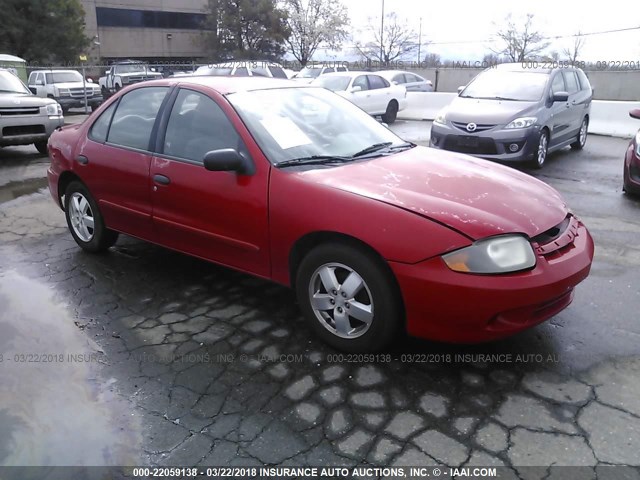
[
  {"x1": 34, "y1": 141, "x2": 48, "y2": 155},
  {"x1": 115, "y1": 84, "x2": 122, "y2": 92},
  {"x1": 101, "y1": 86, "x2": 108, "y2": 97},
  {"x1": 381, "y1": 101, "x2": 399, "y2": 124},
  {"x1": 571, "y1": 118, "x2": 588, "y2": 150},
  {"x1": 64, "y1": 181, "x2": 119, "y2": 253},
  {"x1": 530, "y1": 129, "x2": 549, "y2": 169},
  {"x1": 295, "y1": 242, "x2": 402, "y2": 352}
]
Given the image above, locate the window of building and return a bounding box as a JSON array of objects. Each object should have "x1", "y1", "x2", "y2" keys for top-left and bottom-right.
[{"x1": 96, "y1": 7, "x2": 206, "y2": 30}]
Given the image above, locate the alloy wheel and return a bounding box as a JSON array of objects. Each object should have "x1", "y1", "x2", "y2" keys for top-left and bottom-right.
[
  {"x1": 308, "y1": 262, "x2": 374, "y2": 339},
  {"x1": 68, "y1": 192, "x2": 95, "y2": 242}
]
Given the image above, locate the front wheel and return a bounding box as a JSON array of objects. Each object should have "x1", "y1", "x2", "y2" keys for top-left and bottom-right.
[
  {"x1": 64, "y1": 181, "x2": 119, "y2": 253},
  {"x1": 531, "y1": 130, "x2": 549, "y2": 169},
  {"x1": 295, "y1": 243, "x2": 402, "y2": 352},
  {"x1": 382, "y1": 101, "x2": 399, "y2": 124},
  {"x1": 571, "y1": 118, "x2": 588, "y2": 150},
  {"x1": 34, "y1": 141, "x2": 48, "y2": 155}
]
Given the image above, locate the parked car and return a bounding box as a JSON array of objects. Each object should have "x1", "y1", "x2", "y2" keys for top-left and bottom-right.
[
  {"x1": 194, "y1": 61, "x2": 288, "y2": 79},
  {"x1": 0, "y1": 69, "x2": 63, "y2": 154},
  {"x1": 430, "y1": 63, "x2": 592, "y2": 168},
  {"x1": 28, "y1": 69, "x2": 103, "y2": 113},
  {"x1": 98, "y1": 61, "x2": 162, "y2": 97},
  {"x1": 623, "y1": 108, "x2": 640, "y2": 196},
  {"x1": 313, "y1": 72, "x2": 407, "y2": 123},
  {"x1": 292, "y1": 65, "x2": 349, "y2": 84},
  {"x1": 46, "y1": 76, "x2": 594, "y2": 351},
  {"x1": 378, "y1": 70, "x2": 433, "y2": 92}
]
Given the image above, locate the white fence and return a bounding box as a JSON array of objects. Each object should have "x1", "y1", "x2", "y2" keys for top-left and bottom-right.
[{"x1": 400, "y1": 93, "x2": 640, "y2": 138}]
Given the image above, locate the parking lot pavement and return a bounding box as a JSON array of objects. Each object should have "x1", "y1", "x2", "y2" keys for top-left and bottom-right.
[{"x1": 1, "y1": 123, "x2": 639, "y2": 472}]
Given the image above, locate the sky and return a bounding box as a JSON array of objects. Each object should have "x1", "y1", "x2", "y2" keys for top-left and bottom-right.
[{"x1": 308, "y1": 0, "x2": 640, "y2": 63}]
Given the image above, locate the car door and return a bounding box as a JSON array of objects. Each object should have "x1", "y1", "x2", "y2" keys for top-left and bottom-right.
[
  {"x1": 349, "y1": 75, "x2": 373, "y2": 112},
  {"x1": 547, "y1": 72, "x2": 573, "y2": 147},
  {"x1": 150, "y1": 87, "x2": 271, "y2": 277},
  {"x1": 563, "y1": 70, "x2": 589, "y2": 133},
  {"x1": 366, "y1": 74, "x2": 392, "y2": 115},
  {"x1": 76, "y1": 86, "x2": 170, "y2": 240},
  {"x1": 33, "y1": 73, "x2": 46, "y2": 96}
]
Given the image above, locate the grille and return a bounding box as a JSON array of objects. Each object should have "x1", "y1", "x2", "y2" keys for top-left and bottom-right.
[
  {"x1": 443, "y1": 136, "x2": 497, "y2": 155},
  {"x1": 533, "y1": 215, "x2": 579, "y2": 256},
  {"x1": 69, "y1": 88, "x2": 95, "y2": 98},
  {"x1": 452, "y1": 121, "x2": 496, "y2": 133},
  {"x1": 0, "y1": 107, "x2": 41, "y2": 116},
  {"x1": 3, "y1": 125, "x2": 46, "y2": 136}
]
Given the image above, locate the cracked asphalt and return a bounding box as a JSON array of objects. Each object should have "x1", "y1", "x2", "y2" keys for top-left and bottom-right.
[{"x1": 0, "y1": 118, "x2": 639, "y2": 478}]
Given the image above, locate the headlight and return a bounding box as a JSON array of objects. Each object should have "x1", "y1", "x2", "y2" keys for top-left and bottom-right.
[
  {"x1": 442, "y1": 235, "x2": 536, "y2": 274},
  {"x1": 55, "y1": 87, "x2": 70, "y2": 97},
  {"x1": 505, "y1": 117, "x2": 537, "y2": 129},
  {"x1": 46, "y1": 103, "x2": 63, "y2": 116},
  {"x1": 433, "y1": 108, "x2": 448, "y2": 125}
]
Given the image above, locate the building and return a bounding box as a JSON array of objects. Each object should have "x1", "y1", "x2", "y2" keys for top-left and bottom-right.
[{"x1": 80, "y1": 0, "x2": 209, "y2": 63}]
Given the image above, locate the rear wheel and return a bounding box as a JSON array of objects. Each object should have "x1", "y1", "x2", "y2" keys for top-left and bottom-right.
[
  {"x1": 295, "y1": 243, "x2": 402, "y2": 352},
  {"x1": 531, "y1": 129, "x2": 549, "y2": 169},
  {"x1": 34, "y1": 141, "x2": 48, "y2": 155},
  {"x1": 64, "y1": 181, "x2": 119, "y2": 253},
  {"x1": 382, "y1": 101, "x2": 399, "y2": 124},
  {"x1": 571, "y1": 118, "x2": 588, "y2": 150}
]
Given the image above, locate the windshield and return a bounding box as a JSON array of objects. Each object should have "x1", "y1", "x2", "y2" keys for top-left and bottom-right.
[
  {"x1": 0, "y1": 71, "x2": 30, "y2": 94},
  {"x1": 115, "y1": 64, "x2": 148, "y2": 74},
  {"x1": 460, "y1": 70, "x2": 549, "y2": 101},
  {"x1": 227, "y1": 87, "x2": 404, "y2": 165},
  {"x1": 45, "y1": 71, "x2": 83, "y2": 83},
  {"x1": 298, "y1": 67, "x2": 323, "y2": 79},
  {"x1": 313, "y1": 75, "x2": 351, "y2": 92}
]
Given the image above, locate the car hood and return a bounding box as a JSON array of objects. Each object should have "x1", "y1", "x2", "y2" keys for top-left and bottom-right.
[
  {"x1": 295, "y1": 146, "x2": 568, "y2": 240},
  {"x1": 118, "y1": 71, "x2": 162, "y2": 77},
  {"x1": 0, "y1": 93, "x2": 55, "y2": 107},
  {"x1": 445, "y1": 96, "x2": 540, "y2": 124}
]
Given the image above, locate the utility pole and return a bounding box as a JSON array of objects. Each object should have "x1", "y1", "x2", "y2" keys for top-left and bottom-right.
[
  {"x1": 379, "y1": 0, "x2": 385, "y2": 67},
  {"x1": 418, "y1": 17, "x2": 422, "y2": 64}
]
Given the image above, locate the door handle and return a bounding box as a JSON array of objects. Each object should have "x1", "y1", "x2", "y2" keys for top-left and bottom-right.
[
  {"x1": 76, "y1": 155, "x2": 88, "y2": 165},
  {"x1": 153, "y1": 174, "x2": 171, "y2": 185}
]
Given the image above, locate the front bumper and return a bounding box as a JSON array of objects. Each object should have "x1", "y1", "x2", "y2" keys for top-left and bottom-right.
[
  {"x1": 0, "y1": 113, "x2": 64, "y2": 147},
  {"x1": 57, "y1": 95, "x2": 103, "y2": 109},
  {"x1": 430, "y1": 122, "x2": 541, "y2": 162},
  {"x1": 390, "y1": 220, "x2": 594, "y2": 343}
]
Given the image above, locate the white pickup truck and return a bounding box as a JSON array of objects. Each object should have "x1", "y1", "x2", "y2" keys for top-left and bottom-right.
[
  {"x1": 313, "y1": 71, "x2": 407, "y2": 123},
  {"x1": 98, "y1": 61, "x2": 162, "y2": 96},
  {"x1": 28, "y1": 69, "x2": 103, "y2": 113}
]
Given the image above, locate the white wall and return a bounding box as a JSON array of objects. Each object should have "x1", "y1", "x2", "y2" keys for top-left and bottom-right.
[{"x1": 400, "y1": 92, "x2": 640, "y2": 138}]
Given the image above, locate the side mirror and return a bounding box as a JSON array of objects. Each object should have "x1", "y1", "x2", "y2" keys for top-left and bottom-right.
[
  {"x1": 203, "y1": 149, "x2": 254, "y2": 175},
  {"x1": 629, "y1": 108, "x2": 640, "y2": 120},
  {"x1": 350, "y1": 85, "x2": 362, "y2": 93},
  {"x1": 457, "y1": 86, "x2": 465, "y2": 94},
  {"x1": 392, "y1": 80, "x2": 399, "y2": 85},
  {"x1": 86, "y1": 78, "x2": 94, "y2": 83},
  {"x1": 552, "y1": 91, "x2": 569, "y2": 103}
]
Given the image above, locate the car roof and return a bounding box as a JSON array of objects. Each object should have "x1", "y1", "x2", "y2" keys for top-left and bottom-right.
[
  {"x1": 142, "y1": 76, "x2": 302, "y2": 95},
  {"x1": 321, "y1": 71, "x2": 379, "y2": 78},
  {"x1": 31, "y1": 69, "x2": 80, "y2": 74}
]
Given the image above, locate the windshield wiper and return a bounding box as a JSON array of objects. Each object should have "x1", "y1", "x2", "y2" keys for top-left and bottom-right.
[
  {"x1": 478, "y1": 96, "x2": 521, "y2": 101},
  {"x1": 276, "y1": 155, "x2": 352, "y2": 168},
  {"x1": 351, "y1": 142, "x2": 393, "y2": 157}
]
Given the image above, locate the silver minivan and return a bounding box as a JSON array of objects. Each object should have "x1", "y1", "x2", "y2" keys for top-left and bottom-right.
[{"x1": 430, "y1": 63, "x2": 592, "y2": 168}]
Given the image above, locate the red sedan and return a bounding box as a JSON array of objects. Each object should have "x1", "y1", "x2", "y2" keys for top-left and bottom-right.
[
  {"x1": 623, "y1": 108, "x2": 640, "y2": 196},
  {"x1": 47, "y1": 77, "x2": 594, "y2": 352}
]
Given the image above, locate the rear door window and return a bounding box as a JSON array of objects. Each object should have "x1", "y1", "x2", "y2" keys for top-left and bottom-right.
[{"x1": 107, "y1": 87, "x2": 169, "y2": 151}]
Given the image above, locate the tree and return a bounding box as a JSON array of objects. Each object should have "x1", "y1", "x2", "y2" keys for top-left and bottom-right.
[
  {"x1": 423, "y1": 52, "x2": 441, "y2": 67},
  {"x1": 354, "y1": 12, "x2": 420, "y2": 66},
  {"x1": 202, "y1": 0, "x2": 290, "y2": 61},
  {"x1": 282, "y1": 0, "x2": 349, "y2": 66},
  {"x1": 562, "y1": 33, "x2": 585, "y2": 64},
  {"x1": 0, "y1": 0, "x2": 89, "y2": 64},
  {"x1": 491, "y1": 14, "x2": 550, "y2": 62}
]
